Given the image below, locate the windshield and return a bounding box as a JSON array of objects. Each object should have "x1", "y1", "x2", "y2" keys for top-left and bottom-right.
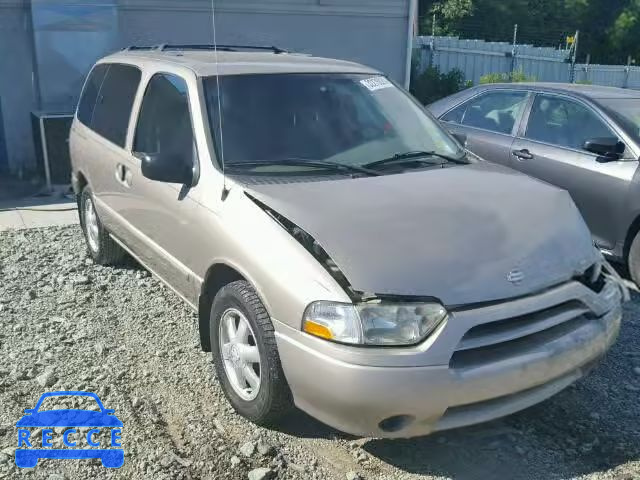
[
  {"x1": 203, "y1": 73, "x2": 463, "y2": 173},
  {"x1": 598, "y1": 98, "x2": 640, "y2": 146}
]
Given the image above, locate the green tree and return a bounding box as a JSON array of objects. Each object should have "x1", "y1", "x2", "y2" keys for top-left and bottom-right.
[{"x1": 410, "y1": 65, "x2": 468, "y2": 105}]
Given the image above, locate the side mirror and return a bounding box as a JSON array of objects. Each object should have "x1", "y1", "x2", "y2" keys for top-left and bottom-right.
[
  {"x1": 583, "y1": 137, "x2": 624, "y2": 160},
  {"x1": 451, "y1": 131, "x2": 467, "y2": 147},
  {"x1": 24, "y1": 408, "x2": 35, "y2": 414},
  {"x1": 136, "y1": 152, "x2": 193, "y2": 185}
]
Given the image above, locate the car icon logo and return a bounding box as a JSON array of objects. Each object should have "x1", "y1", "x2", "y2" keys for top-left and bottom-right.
[
  {"x1": 507, "y1": 268, "x2": 525, "y2": 285},
  {"x1": 15, "y1": 391, "x2": 123, "y2": 468}
]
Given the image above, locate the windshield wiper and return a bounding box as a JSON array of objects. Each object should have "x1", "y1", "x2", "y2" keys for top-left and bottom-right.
[
  {"x1": 362, "y1": 150, "x2": 468, "y2": 170},
  {"x1": 225, "y1": 159, "x2": 380, "y2": 176}
]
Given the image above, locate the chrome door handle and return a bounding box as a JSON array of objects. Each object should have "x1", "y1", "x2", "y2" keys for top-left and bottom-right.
[{"x1": 512, "y1": 149, "x2": 534, "y2": 160}]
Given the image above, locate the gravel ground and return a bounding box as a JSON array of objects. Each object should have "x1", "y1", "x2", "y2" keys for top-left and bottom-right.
[{"x1": 1, "y1": 225, "x2": 639, "y2": 480}]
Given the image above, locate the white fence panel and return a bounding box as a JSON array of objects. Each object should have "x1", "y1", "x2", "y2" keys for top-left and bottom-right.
[{"x1": 414, "y1": 35, "x2": 640, "y2": 89}]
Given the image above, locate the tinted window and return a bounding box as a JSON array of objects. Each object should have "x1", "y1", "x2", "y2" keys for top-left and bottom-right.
[
  {"x1": 526, "y1": 94, "x2": 616, "y2": 150},
  {"x1": 134, "y1": 74, "x2": 195, "y2": 165},
  {"x1": 91, "y1": 64, "x2": 141, "y2": 147},
  {"x1": 443, "y1": 91, "x2": 528, "y2": 134},
  {"x1": 204, "y1": 73, "x2": 462, "y2": 170},
  {"x1": 77, "y1": 64, "x2": 109, "y2": 126},
  {"x1": 596, "y1": 97, "x2": 640, "y2": 145}
]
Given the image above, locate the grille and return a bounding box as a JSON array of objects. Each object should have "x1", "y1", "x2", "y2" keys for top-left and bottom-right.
[{"x1": 450, "y1": 300, "x2": 590, "y2": 369}]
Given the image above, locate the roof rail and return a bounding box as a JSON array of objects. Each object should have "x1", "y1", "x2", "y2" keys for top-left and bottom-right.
[
  {"x1": 121, "y1": 45, "x2": 163, "y2": 51},
  {"x1": 122, "y1": 44, "x2": 288, "y2": 54}
]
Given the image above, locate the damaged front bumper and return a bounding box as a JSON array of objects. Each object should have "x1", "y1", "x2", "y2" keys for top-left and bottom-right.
[{"x1": 274, "y1": 277, "x2": 623, "y2": 438}]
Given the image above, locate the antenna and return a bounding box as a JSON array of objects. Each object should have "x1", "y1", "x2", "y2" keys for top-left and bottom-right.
[{"x1": 211, "y1": 0, "x2": 228, "y2": 197}]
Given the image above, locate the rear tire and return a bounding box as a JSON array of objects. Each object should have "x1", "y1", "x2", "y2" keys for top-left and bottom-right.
[
  {"x1": 79, "y1": 186, "x2": 126, "y2": 266},
  {"x1": 210, "y1": 280, "x2": 293, "y2": 425},
  {"x1": 628, "y1": 231, "x2": 640, "y2": 286}
]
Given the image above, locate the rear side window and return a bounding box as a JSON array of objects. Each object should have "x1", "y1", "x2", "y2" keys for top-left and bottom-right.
[
  {"x1": 90, "y1": 64, "x2": 141, "y2": 147},
  {"x1": 442, "y1": 91, "x2": 528, "y2": 134},
  {"x1": 77, "y1": 64, "x2": 109, "y2": 126}
]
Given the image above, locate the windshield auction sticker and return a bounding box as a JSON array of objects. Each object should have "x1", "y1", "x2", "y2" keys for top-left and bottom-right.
[
  {"x1": 360, "y1": 76, "x2": 393, "y2": 92},
  {"x1": 15, "y1": 391, "x2": 123, "y2": 468}
]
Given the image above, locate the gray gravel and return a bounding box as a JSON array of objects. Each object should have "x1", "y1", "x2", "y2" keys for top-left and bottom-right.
[{"x1": 1, "y1": 225, "x2": 639, "y2": 480}]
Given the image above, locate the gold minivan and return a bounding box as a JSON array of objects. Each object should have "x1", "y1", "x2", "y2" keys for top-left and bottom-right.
[{"x1": 70, "y1": 45, "x2": 625, "y2": 438}]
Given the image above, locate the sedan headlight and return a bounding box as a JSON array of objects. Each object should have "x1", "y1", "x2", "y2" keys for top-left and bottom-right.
[{"x1": 303, "y1": 301, "x2": 448, "y2": 346}]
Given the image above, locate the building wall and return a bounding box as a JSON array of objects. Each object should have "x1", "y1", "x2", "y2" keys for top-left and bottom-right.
[
  {"x1": 117, "y1": 0, "x2": 410, "y2": 82},
  {"x1": 1, "y1": 0, "x2": 412, "y2": 175},
  {"x1": 0, "y1": 0, "x2": 37, "y2": 173}
]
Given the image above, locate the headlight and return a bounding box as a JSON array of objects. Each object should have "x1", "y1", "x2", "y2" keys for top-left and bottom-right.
[{"x1": 303, "y1": 301, "x2": 447, "y2": 346}]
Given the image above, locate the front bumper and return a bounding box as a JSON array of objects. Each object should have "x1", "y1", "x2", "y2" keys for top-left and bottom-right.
[{"x1": 275, "y1": 278, "x2": 622, "y2": 438}]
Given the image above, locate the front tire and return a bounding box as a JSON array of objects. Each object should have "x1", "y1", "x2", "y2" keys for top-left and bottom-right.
[
  {"x1": 79, "y1": 186, "x2": 126, "y2": 266},
  {"x1": 210, "y1": 280, "x2": 292, "y2": 425}
]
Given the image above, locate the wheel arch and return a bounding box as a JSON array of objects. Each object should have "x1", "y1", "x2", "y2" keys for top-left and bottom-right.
[
  {"x1": 623, "y1": 213, "x2": 640, "y2": 262},
  {"x1": 73, "y1": 169, "x2": 89, "y2": 195},
  {"x1": 198, "y1": 263, "x2": 247, "y2": 351}
]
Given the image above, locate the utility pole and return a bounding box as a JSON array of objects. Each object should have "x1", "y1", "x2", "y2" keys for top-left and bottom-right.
[{"x1": 511, "y1": 23, "x2": 518, "y2": 78}]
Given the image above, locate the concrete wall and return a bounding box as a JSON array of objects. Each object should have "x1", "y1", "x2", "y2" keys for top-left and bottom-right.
[
  {"x1": 1, "y1": 0, "x2": 412, "y2": 175},
  {"x1": 0, "y1": 0, "x2": 37, "y2": 173}
]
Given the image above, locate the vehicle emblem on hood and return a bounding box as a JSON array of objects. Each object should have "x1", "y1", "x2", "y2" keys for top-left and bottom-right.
[{"x1": 507, "y1": 268, "x2": 525, "y2": 285}]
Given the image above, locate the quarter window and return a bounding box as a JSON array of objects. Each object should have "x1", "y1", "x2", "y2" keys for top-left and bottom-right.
[
  {"x1": 90, "y1": 64, "x2": 141, "y2": 147},
  {"x1": 525, "y1": 94, "x2": 617, "y2": 151},
  {"x1": 134, "y1": 73, "x2": 195, "y2": 166},
  {"x1": 442, "y1": 91, "x2": 528, "y2": 135},
  {"x1": 77, "y1": 64, "x2": 109, "y2": 126}
]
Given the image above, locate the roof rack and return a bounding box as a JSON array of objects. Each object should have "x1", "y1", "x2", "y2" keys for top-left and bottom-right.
[{"x1": 122, "y1": 44, "x2": 288, "y2": 54}]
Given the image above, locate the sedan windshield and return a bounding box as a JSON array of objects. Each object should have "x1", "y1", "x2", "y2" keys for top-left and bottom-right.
[
  {"x1": 598, "y1": 98, "x2": 640, "y2": 146},
  {"x1": 203, "y1": 73, "x2": 464, "y2": 174}
]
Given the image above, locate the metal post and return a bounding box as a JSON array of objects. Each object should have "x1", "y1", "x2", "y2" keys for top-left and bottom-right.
[
  {"x1": 624, "y1": 55, "x2": 632, "y2": 89},
  {"x1": 511, "y1": 24, "x2": 518, "y2": 78},
  {"x1": 404, "y1": 0, "x2": 418, "y2": 89},
  {"x1": 39, "y1": 116, "x2": 52, "y2": 193},
  {"x1": 584, "y1": 53, "x2": 590, "y2": 84},
  {"x1": 429, "y1": 13, "x2": 436, "y2": 68},
  {"x1": 570, "y1": 30, "x2": 579, "y2": 83}
]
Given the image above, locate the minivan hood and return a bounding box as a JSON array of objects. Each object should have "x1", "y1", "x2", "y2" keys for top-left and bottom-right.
[{"x1": 243, "y1": 163, "x2": 598, "y2": 306}]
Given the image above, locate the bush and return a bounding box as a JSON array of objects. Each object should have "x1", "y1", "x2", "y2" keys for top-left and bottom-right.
[
  {"x1": 410, "y1": 65, "x2": 468, "y2": 105},
  {"x1": 479, "y1": 68, "x2": 536, "y2": 84}
]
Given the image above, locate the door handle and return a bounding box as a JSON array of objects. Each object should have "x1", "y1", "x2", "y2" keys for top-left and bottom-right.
[
  {"x1": 512, "y1": 149, "x2": 534, "y2": 160},
  {"x1": 115, "y1": 163, "x2": 132, "y2": 188}
]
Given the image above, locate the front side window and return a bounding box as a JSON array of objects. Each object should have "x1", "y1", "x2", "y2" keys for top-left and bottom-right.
[
  {"x1": 442, "y1": 91, "x2": 528, "y2": 134},
  {"x1": 598, "y1": 97, "x2": 640, "y2": 146},
  {"x1": 77, "y1": 63, "x2": 109, "y2": 126},
  {"x1": 134, "y1": 73, "x2": 195, "y2": 165},
  {"x1": 525, "y1": 94, "x2": 617, "y2": 151},
  {"x1": 90, "y1": 64, "x2": 141, "y2": 147},
  {"x1": 204, "y1": 73, "x2": 463, "y2": 173}
]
